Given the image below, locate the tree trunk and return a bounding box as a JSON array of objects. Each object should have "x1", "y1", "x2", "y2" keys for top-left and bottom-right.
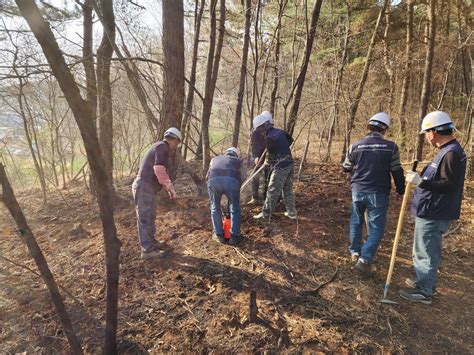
[
  {"x1": 286, "y1": 0, "x2": 324, "y2": 136},
  {"x1": 200, "y1": 0, "x2": 217, "y2": 165},
  {"x1": 456, "y1": 0, "x2": 472, "y2": 98},
  {"x1": 91, "y1": 0, "x2": 160, "y2": 136},
  {"x1": 382, "y1": 5, "x2": 395, "y2": 114},
  {"x1": 15, "y1": 1, "x2": 122, "y2": 353},
  {"x1": 341, "y1": 0, "x2": 388, "y2": 162},
  {"x1": 182, "y1": 0, "x2": 205, "y2": 160},
  {"x1": 269, "y1": 0, "x2": 287, "y2": 116},
  {"x1": 162, "y1": 0, "x2": 185, "y2": 136},
  {"x1": 397, "y1": 0, "x2": 414, "y2": 151},
  {"x1": 249, "y1": 0, "x2": 261, "y2": 124},
  {"x1": 0, "y1": 163, "x2": 83, "y2": 354},
  {"x1": 96, "y1": 0, "x2": 115, "y2": 188},
  {"x1": 202, "y1": 0, "x2": 225, "y2": 173},
  {"x1": 326, "y1": 5, "x2": 350, "y2": 161},
  {"x1": 16, "y1": 79, "x2": 48, "y2": 204},
  {"x1": 415, "y1": 0, "x2": 436, "y2": 161},
  {"x1": 82, "y1": 0, "x2": 97, "y2": 120},
  {"x1": 232, "y1": 0, "x2": 251, "y2": 147}
]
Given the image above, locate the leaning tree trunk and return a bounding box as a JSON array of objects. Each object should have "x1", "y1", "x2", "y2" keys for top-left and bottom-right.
[
  {"x1": 397, "y1": 0, "x2": 414, "y2": 152},
  {"x1": 162, "y1": 0, "x2": 185, "y2": 136},
  {"x1": 15, "y1": 1, "x2": 121, "y2": 353},
  {"x1": 232, "y1": 0, "x2": 251, "y2": 147},
  {"x1": 182, "y1": 0, "x2": 205, "y2": 160},
  {"x1": 96, "y1": 0, "x2": 115, "y2": 188},
  {"x1": 341, "y1": 0, "x2": 388, "y2": 162},
  {"x1": 0, "y1": 164, "x2": 83, "y2": 354},
  {"x1": 286, "y1": 0, "x2": 324, "y2": 137},
  {"x1": 202, "y1": 0, "x2": 225, "y2": 174},
  {"x1": 415, "y1": 0, "x2": 436, "y2": 161}
]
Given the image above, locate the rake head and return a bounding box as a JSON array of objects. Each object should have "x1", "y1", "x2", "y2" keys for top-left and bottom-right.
[
  {"x1": 380, "y1": 298, "x2": 398, "y2": 305},
  {"x1": 380, "y1": 285, "x2": 398, "y2": 305}
]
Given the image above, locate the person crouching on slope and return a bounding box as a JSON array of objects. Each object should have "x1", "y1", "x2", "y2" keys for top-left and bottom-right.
[{"x1": 207, "y1": 147, "x2": 244, "y2": 246}]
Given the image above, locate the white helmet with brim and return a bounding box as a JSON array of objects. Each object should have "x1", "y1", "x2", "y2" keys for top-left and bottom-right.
[
  {"x1": 164, "y1": 127, "x2": 182, "y2": 141},
  {"x1": 419, "y1": 111, "x2": 454, "y2": 134},
  {"x1": 368, "y1": 112, "x2": 390, "y2": 129},
  {"x1": 253, "y1": 111, "x2": 273, "y2": 130},
  {"x1": 226, "y1": 147, "x2": 240, "y2": 158}
]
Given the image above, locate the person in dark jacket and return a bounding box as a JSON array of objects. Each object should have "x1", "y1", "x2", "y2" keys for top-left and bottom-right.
[
  {"x1": 207, "y1": 147, "x2": 244, "y2": 246},
  {"x1": 132, "y1": 127, "x2": 181, "y2": 260},
  {"x1": 248, "y1": 111, "x2": 271, "y2": 204},
  {"x1": 343, "y1": 113, "x2": 405, "y2": 275},
  {"x1": 252, "y1": 113, "x2": 297, "y2": 220},
  {"x1": 400, "y1": 111, "x2": 466, "y2": 305}
]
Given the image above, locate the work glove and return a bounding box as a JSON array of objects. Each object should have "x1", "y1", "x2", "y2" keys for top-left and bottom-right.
[
  {"x1": 167, "y1": 187, "x2": 176, "y2": 200},
  {"x1": 406, "y1": 171, "x2": 422, "y2": 186},
  {"x1": 165, "y1": 183, "x2": 176, "y2": 200}
]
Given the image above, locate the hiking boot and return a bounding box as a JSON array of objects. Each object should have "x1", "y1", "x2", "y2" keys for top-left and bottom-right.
[
  {"x1": 405, "y1": 278, "x2": 437, "y2": 295},
  {"x1": 399, "y1": 288, "x2": 432, "y2": 305},
  {"x1": 141, "y1": 244, "x2": 168, "y2": 260},
  {"x1": 212, "y1": 233, "x2": 227, "y2": 244},
  {"x1": 253, "y1": 212, "x2": 269, "y2": 220},
  {"x1": 284, "y1": 211, "x2": 297, "y2": 220},
  {"x1": 229, "y1": 234, "x2": 244, "y2": 246},
  {"x1": 354, "y1": 259, "x2": 372, "y2": 276},
  {"x1": 351, "y1": 252, "x2": 359, "y2": 262}
]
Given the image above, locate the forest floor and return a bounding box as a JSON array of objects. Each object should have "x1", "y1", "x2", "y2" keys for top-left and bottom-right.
[{"x1": 0, "y1": 162, "x2": 473, "y2": 353}]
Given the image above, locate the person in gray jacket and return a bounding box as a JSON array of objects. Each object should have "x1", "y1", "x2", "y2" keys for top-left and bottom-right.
[
  {"x1": 132, "y1": 128, "x2": 181, "y2": 260},
  {"x1": 207, "y1": 147, "x2": 244, "y2": 246}
]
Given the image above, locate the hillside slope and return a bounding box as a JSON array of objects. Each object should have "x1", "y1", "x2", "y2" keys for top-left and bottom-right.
[{"x1": 0, "y1": 163, "x2": 472, "y2": 353}]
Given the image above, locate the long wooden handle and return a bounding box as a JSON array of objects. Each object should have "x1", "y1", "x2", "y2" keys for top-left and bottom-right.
[{"x1": 383, "y1": 160, "x2": 418, "y2": 291}]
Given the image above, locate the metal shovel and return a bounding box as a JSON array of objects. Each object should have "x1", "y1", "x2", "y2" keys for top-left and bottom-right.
[{"x1": 380, "y1": 160, "x2": 418, "y2": 305}]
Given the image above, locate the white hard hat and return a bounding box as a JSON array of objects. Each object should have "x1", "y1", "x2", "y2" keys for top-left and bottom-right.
[
  {"x1": 420, "y1": 111, "x2": 454, "y2": 134},
  {"x1": 164, "y1": 127, "x2": 182, "y2": 141},
  {"x1": 368, "y1": 112, "x2": 390, "y2": 128},
  {"x1": 226, "y1": 147, "x2": 240, "y2": 158},
  {"x1": 261, "y1": 111, "x2": 273, "y2": 122},
  {"x1": 253, "y1": 111, "x2": 273, "y2": 130}
]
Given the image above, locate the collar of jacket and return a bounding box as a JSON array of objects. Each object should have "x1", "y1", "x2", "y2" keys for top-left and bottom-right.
[{"x1": 366, "y1": 132, "x2": 384, "y2": 138}]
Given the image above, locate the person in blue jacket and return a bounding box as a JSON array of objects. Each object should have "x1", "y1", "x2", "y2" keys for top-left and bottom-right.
[
  {"x1": 252, "y1": 113, "x2": 297, "y2": 220},
  {"x1": 400, "y1": 111, "x2": 466, "y2": 304},
  {"x1": 343, "y1": 113, "x2": 405, "y2": 275},
  {"x1": 248, "y1": 111, "x2": 271, "y2": 204},
  {"x1": 207, "y1": 147, "x2": 244, "y2": 246}
]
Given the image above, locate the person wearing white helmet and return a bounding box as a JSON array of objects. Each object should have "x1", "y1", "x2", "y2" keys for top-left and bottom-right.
[
  {"x1": 342, "y1": 112, "x2": 405, "y2": 276},
  {"x1": 206, "y1": 147, "x2": 244, "y2": 245},
  {"x1": 252, "y1": 112, "x2": 297, "y2": 221},
  {"x1": 132, "y1": 127, "x2": 182, "y2": 259},
  {"x1": 248, "y1": 111, "x2": 273, "y2": 204},
  {"x1": 400, "y1": 111, "x2": 466, "y2": 304}
]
